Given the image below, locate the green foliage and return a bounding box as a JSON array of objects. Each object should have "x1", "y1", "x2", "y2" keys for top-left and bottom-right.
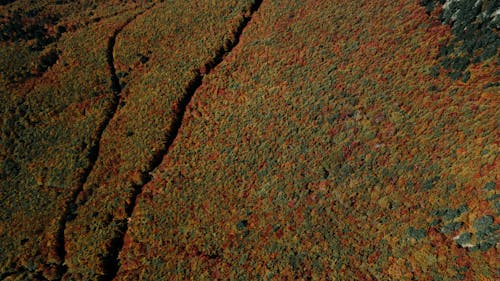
[
  {"x1": 422, "y1": 0, "x2": 500, "y2": 80},
  {"x1": 408, "y1": 227, "x2": 427, "y2": 240},
  {"x1": 440, "y1": 222, "x2": 463, "y2": 234}
]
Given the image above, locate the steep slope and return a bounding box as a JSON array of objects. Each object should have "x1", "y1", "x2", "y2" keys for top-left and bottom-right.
[
  {"x1": 61, "y1": 1, "x2": 260, "y2": 280},
  {"x1": 0, "y1": 1, "x2": 151, "y2": 279},
  {"x1": 118, "y1": 0, "x2": 499, "y2": 279},
  {"x1": 0, "y1": 0, "x2": 498, "y2": 280}
]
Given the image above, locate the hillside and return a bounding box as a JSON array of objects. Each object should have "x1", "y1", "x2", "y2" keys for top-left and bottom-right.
[{"x1": 1, "y1": 0, "x2": 498, "y2": 280}]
